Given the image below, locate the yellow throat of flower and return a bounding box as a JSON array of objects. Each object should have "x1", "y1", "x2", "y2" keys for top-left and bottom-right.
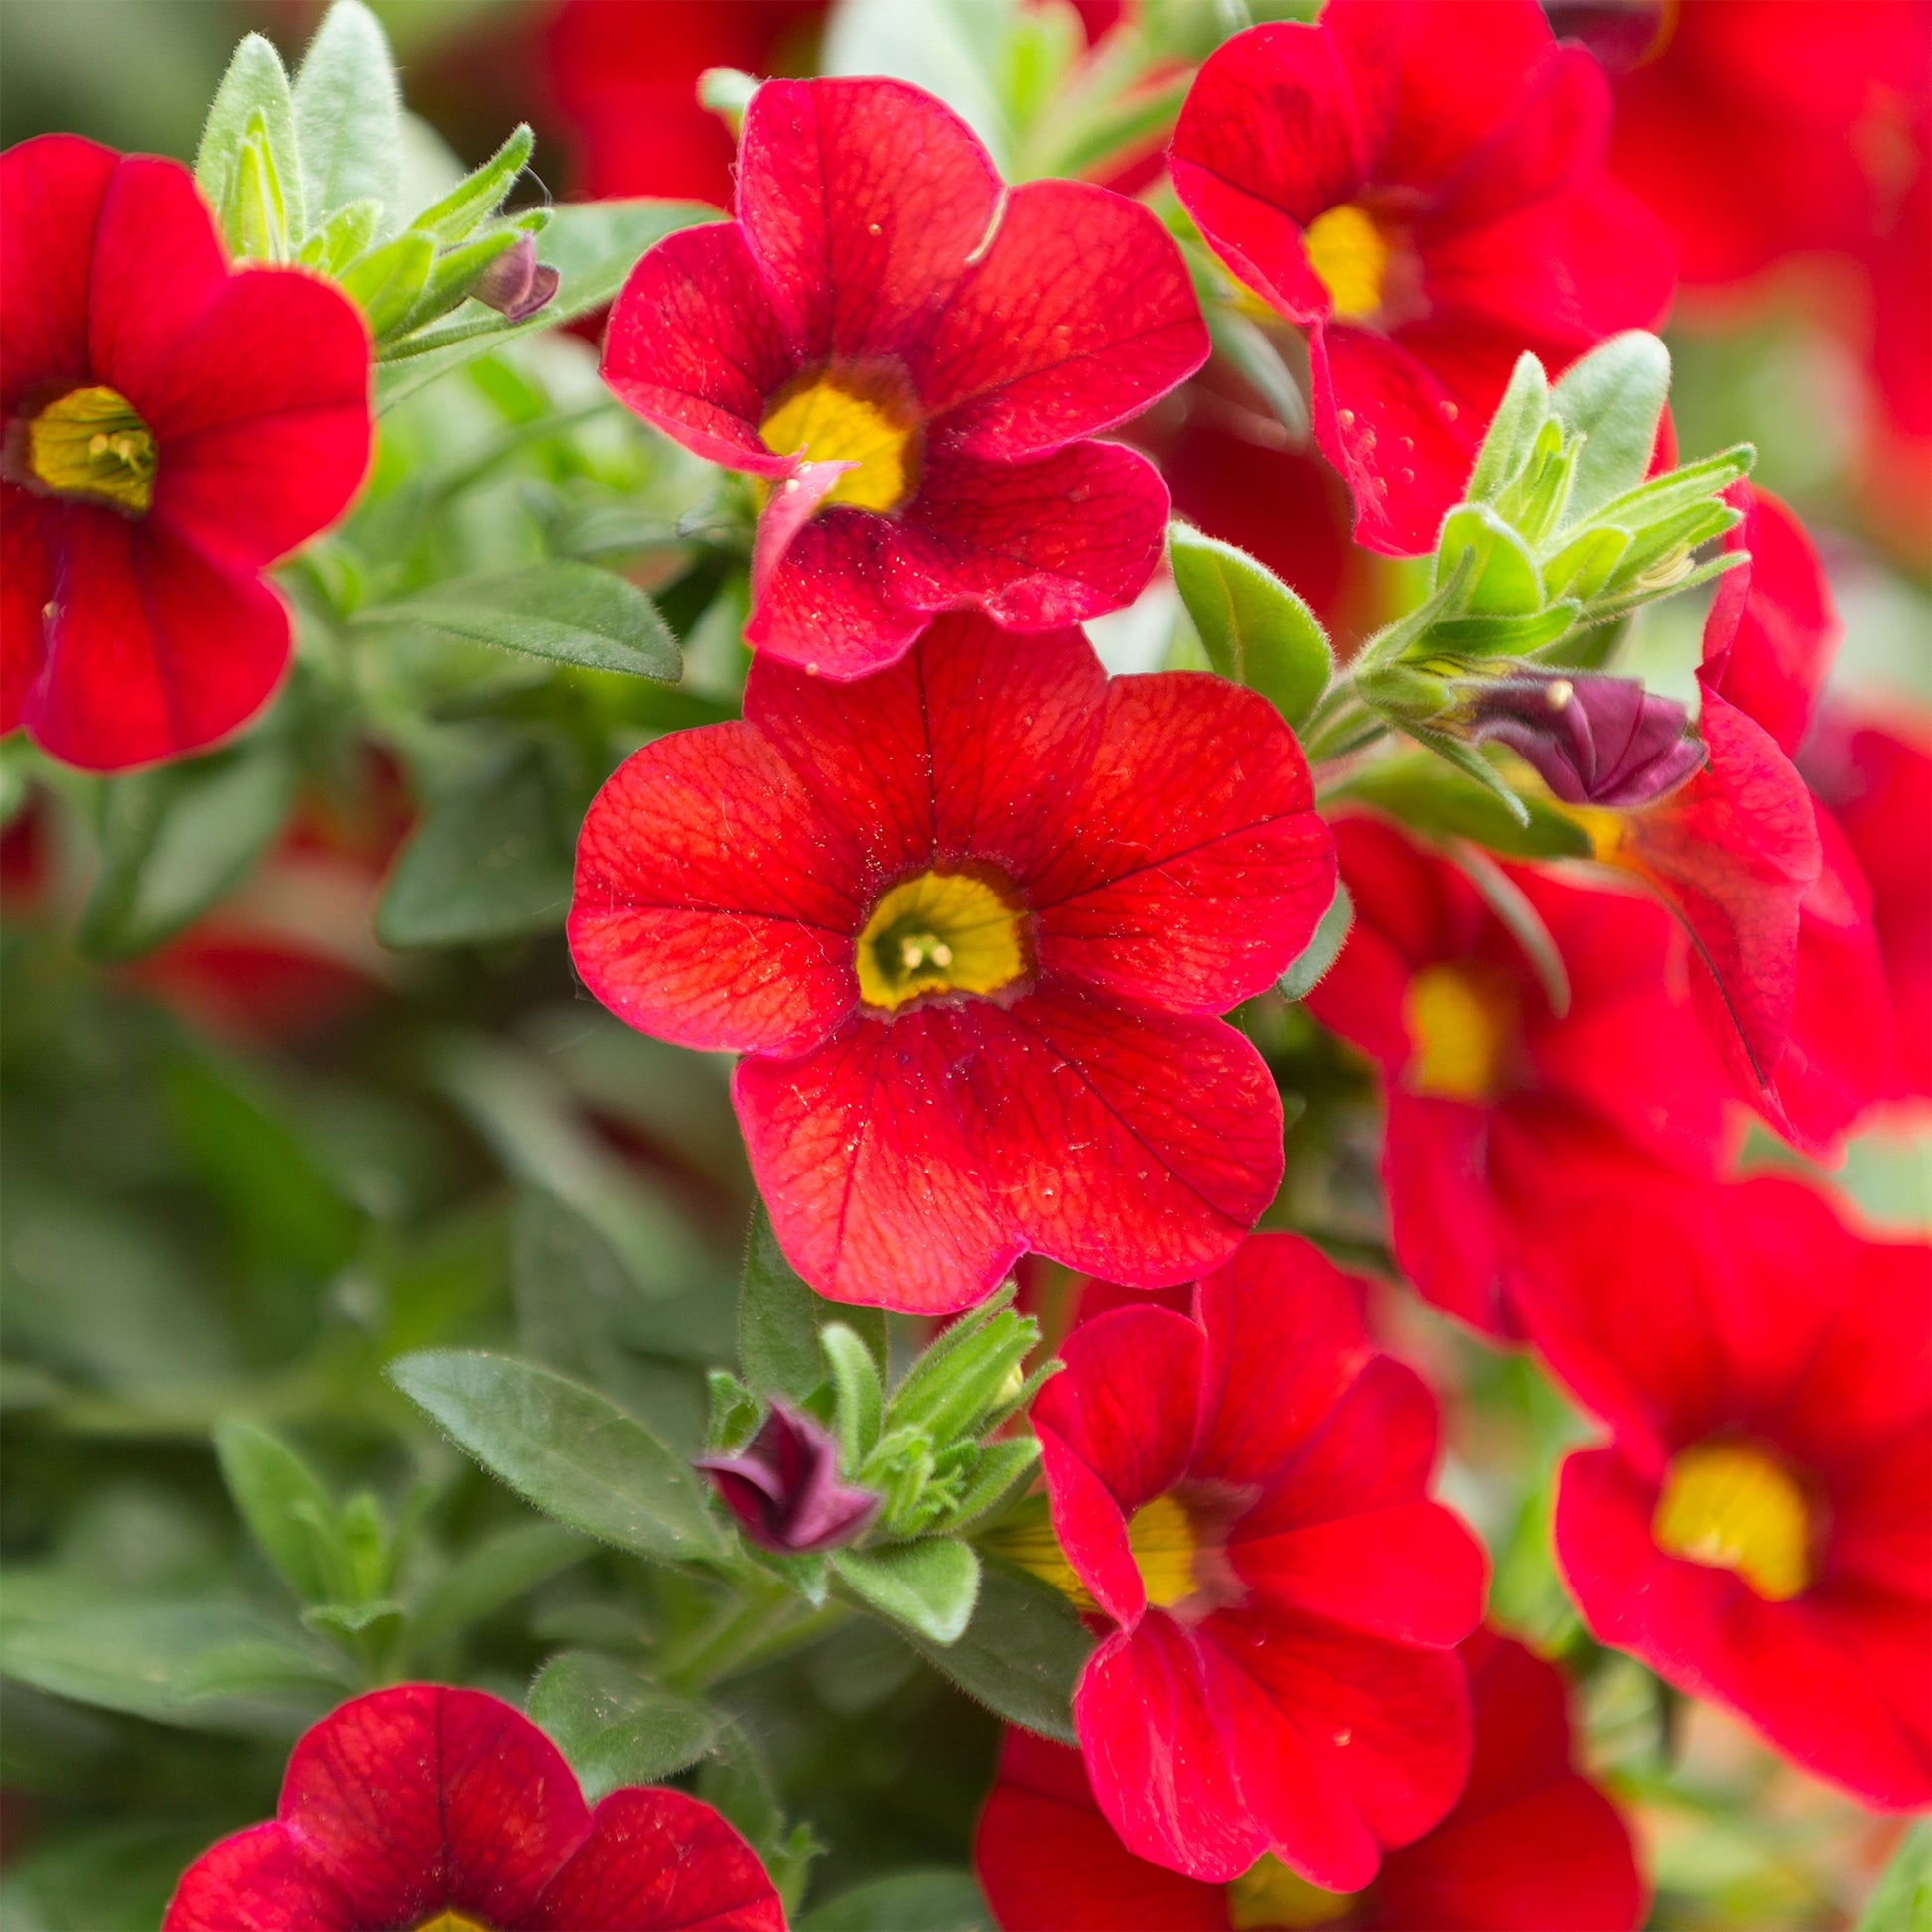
[
  {"x1": 26, "y1": 385, "x2": 157, "y2": 513},
  {"x1": 1302, "y1": 204, "x2": 1389, "y2": 321},
  {"x1": 414, "y1": 1914, "x2": 490, "y2": 1932},
  {"x1": 856, "y1": 871, "x2": 1026, "y2": 1011},
  {"x1": 759, "y1": 370, "x2": 918, "y2": 513},
  {"x1": 1653, "y1": 1439, "x2": 1813, "y2": 1602},
  {"x1": 1125, "y1": 1493, "x2": 1198, "y2": 1609},
  {"x1": 1403, "y1": 963, "x2": 1514, "y2": 1101},
  {"x1": 1227, "y1": 1853, "x2": 1356, "y2": 1929}
]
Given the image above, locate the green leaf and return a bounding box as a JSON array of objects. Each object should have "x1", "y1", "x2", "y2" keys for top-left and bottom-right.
[
  {"x1": 822, "y1": 1324, "x2": 885, "y2": 1469},
  {"x1": 697, "y1": 1719, "x2": 821, "y2": 1912},
  {"x1": 356, "y1": 564, "x2": 678, "y2": 681},
  {"x1": 300, "y1": 1599, "x2": 404, "y2": 1649},
  {"x1": 225, "y1": 124, "x2": 291, "y2": 262},
  {"x1": 1397, "y1": 726, "x2": 1532, "y2": 826},
  {"x1": 375, "y1": 199, "x2": 723, "y2": 413},
  {"x1": 937, "y1": 1437, "x2": 1041, "y2": 1535},
  {"x1": 1465, "y1": 350, "x2": 1550, "y2": 504},
  {"x1": 374, "y1": 741, "x2": 574, "y2": 950},
  {"x1": 1423, "y1": 604, "x2": 1581, "y2": 656},
  {"x1": 1550, "y1": 331, "x2": 1670, "y2": 522},
  {"x1": 739, "y1": 1202, "x2": 887, "y2": 1402},
  {"x1": 1341, "y1": 757, "x2": 1592, "y2": 861},
  {"x1": 1434, "y1": 504, "x2": 1544, "y2": 620},
  {"x1": 529, "y1": 1650, "x2": 720, "y2": 1800},
  {"x1": 291, "y1": 0, "x2": 401, "y2": 225},
  {"x1": 338, "y1": 229, "x2": 435, "y2": 339},
  {"x1": 834, "y1": 1539, "x2": 980, "y2": 1645},
  {"x1": 388, "y1": 1350, "x2": 730, "y2": 1565},
  {"x1": 78, "y1": 737, "x2": 296, "y2": 962},
  {"x1": 410, "y1": 123, "x2": 534, "y2": 243},
  {"x1": 1169, "y1": 525, "x2": 1332, "y2": 727},
  {"x1": 1541, "y1": 524, "x2": 1633, "y2": 603},
  {"x1": 1279, "y1": 877, "x2": 1352, "y2": 1000},
  {"x1": 798, "y1": 1871, "x2": 992, "y2": 1932},
  {"x1": 408, "y1": 1521, "x2": 588, "y2": 1651},
  {"x1": 196, "y1": 33, "x2": 304, "y2": 236},
  {"x1": 212, "y1": 1420, "x2": 340, "y2": 1604},
  {"x1": 1858, "y1": 1821, "x2": 1931, "y2": 1932},
  {"x1": 896, "y1": 1556, "x2": 1089, "y2": 1743},
  {"x1": 296, "y1": 196, "x2": 381, "y2": 274}
]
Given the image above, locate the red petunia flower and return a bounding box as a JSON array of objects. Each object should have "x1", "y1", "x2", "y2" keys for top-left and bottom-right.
[
  {"x1": 162, "y1": 1683, "x2": 783, "y2": 1930},
  {"x1": 1, "y1": 136, "x2": 370, "y2": 772},
  {"x1": 975, "y1": 1628, "x2": 1644, "y2": 1930},
  {"x1": 1305, "y1": 814, "x2": 1730, "y2": 1338},
  {"x1": 569, "y1": 614, "x2": 1332, "y2": 1313},
  {"x1": 1525, "y1": 1174, "x2": 1932, "y2": 1811},
  {"x1": 1169, "y1": 0, "x2": 1674, "y2": 556},
  {"x1": 602, "y1": 76, "x2": 1208, "y2": 677},
  {"x1": 1026, "y1": 1231, "x2": 1487, "y2": 1890}
]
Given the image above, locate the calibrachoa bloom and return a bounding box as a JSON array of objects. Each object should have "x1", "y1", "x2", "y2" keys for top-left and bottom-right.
[
  {"x1": 162, "y1": 1683, "x2": 783, "y2": 1930},
  {"x1": 1026, "y1": 1231, "x2": 1487, "y2": 1890},
  {"x1": 1523, "y1": 1175, "x2": 1932, "y2": 1810},
  {"x1": 975, "y1": 1629, "x2": 1644, "y2": 1930},
  {"x1": 1, "y1": 136, "x2": 370, "y2": 771},
  {"x1": 569, "y1": 614, "x2": 1333, "y2": 1311},
  {"x1": 602, "y1": 76, "x2": 1208, "y2": 676},
  {"x1": 697, "y1": 1399, "x2": 879, "y2": 1553},
  {"x1": 1170, "y1": 0, "x2": 1673, "y2": 555},
  {"x1": 1306, "y1": 814, "x2": 1729, "y2": 1338}
]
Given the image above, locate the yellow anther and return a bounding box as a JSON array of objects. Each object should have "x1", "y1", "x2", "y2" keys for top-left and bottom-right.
[
  {"x1": 27, "y1": 385, "x2": 156, "y2": 513},
  {"x1": 1404, "y1": 963, "x2": 1514, "y2": 1101}
]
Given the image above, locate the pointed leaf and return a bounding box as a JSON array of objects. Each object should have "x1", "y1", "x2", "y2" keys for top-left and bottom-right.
[
  {"x1": 1279, "y1": 876, "x2": 1353, "y2": 1000},
  {"x1": 213, "y1": 1420, "x2": 341, "y2": 1605},
  {"x1": 740, "y1": 1202, "x2": 886, "y2": 1401},
  {"x1": 196, "y1": 33, "x2": 304, "y2": 235},
  {"x1": 1465, "y1": 351, "x2": 1550, "y2": 503},
  {"x1": 1551, "y1": 331, "x2": 1670, "y2": 522},
  {"x1": 292, "y1": 0, "x2": 400, "y2": 222},
  {"x1": 411, "y1": 124, "x2": 534, "y2": 243},
  {"x1": 798, "y1": 1871, "x2": 992, "y2": 1932},
  {"x1": 1169, "y1": 525, "x2": 1331, "y2": 727},
  {"x1": 834, "y1": 1539, "x2": 980, "y2": 1646},
  {"x1": 529, "y1": 1650, "x2": 721, "y2": 1800}
]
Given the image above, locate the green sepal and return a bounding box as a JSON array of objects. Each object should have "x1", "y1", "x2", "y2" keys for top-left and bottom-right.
[
  {"x1": 1400, "y1": 728, "x2": 1533, "y2": 827},
  {"x1": 338, "y1": 229, "x2": 435, "y2": 341},
  {"x1": 401, "y1": 225, "x2": 526, "y2": 334},
  {"x1": 1279, "y1": 876, "x2": 1353, "y2": 1000},
  {"x1": 706, "y1": 1369, "x2": 760, "y2": 1452},
  {"x1": 1463, "y1": 350, "x2": 1550, "y2": 504},
  {"x1": 223, "y1": 117, "x2": 291, "y2": 262},
  {"x1": 821, "y1": 1323, "x2": 885, "y2": 1471},
  {"x1": 933, "y1": 1436, "x2": 1041, "y2": 1536},
  {"x1": 833, "y1": 1538, "x2": 981, "y2": 1646},
  {"x1": 1434, "y1": 504, "x2": 1544, "y2": 620},
  {"x1": 410, "y1": 123, "x2": 535, "y2": 244},
  {"x1": 296, "y1": 197, "x2": 381, "y2": 273}
]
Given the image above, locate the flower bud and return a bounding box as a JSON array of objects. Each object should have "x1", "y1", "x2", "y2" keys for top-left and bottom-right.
[
  {"x1": 695, "y1": 1402, "x2": 879, "y2": 1554},
  {"x1": 1455, "y1": 667, "x2": 1705, "y2": 807},
  {"x1": 471, "y1": 232, "x2": 559, "y2": 323}
]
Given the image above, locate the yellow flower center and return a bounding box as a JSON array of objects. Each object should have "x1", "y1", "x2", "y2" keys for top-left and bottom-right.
[
  {"x1": 855, "y1": 871, "x2": 1026, "y2": 1011},
  {"x1": 1403, "y1": 963, "x2": 1514, "y2": 1101},
  {"x1": 1653, "y1": 1439, "x2": 1813, "y2": 1602},
  {"x1": 1563, "y1": 802, "x2": 1627, "y2": 861},
  {"x1": 26, "y1": 385, "x2": 157, "y2": 513},
  {"x1": 759, "y1": 369, "x2": 918, "y2": 513},
  {"x1": 415, "y1": 1915, "x2": 490, "y2": 1931},
  {"x1": 1227, "y1": 1853, "x2": 1356, "y2": 1929},
  {"x1": 1126, "y1": 1493, "x2": 1198, "y2": 1609},
  {"x1": 1302, "y1": 204, "x2": 1389, "y2": 321}
]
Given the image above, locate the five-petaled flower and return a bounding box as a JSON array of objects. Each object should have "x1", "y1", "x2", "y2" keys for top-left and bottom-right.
[
  {"x1": 162, "y1": 1682, "x2": 784, "y2": 1930},
  {"x1": 1306, "y1": 814, "x2": 1730, "y2": 1338},
  {"x1": 570, "y1": 614, "x2": 1334, "y2": 1312},
  {"x1": 1, "y1": 135, "x2": 371, "y2": 772},
  {"x1": 1525, "y1": 1175, "x2": 1932, "y2": 1811},
  {"x1": 1170, "y1": 0, "x2": 1674, "y2": 555},
  {"x1": 975, "y1": 1629, "x2": 1644, "y2": 1930},
  {"x1": 602, "y1": 75, "x2": 1208, "y2": 677},
  {"x1": 1024, "y1": 1230, "x2": 1488, "y2": 1891}
]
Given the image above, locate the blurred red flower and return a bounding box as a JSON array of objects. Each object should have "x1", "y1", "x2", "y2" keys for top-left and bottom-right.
[
  {"x1": 1306, "y1": 815, "x2": 1731, "y2": 1338},
  {"x1": 162, "y1": 1683, "x2": 782, "y2": 1930},
  {"x1": 602, "y1": 76, "x2": 1207, "y2": 676},
  {"x1": 570, "y1": 615, "x2": 1332, "y2": 1312},
  {"x1": 1527, "y1": 1175, "x2": 1932, "y2": 1811},
  {"x1": 1170, "y1": 0, "x2": 1673, "y2": 556},
  {"x1": 1028, "y1": 1231, "x2": 1486, "y2": 1890},
  {"x1": 1, "y1": 136, "x2": 370, "y2": 772},
  {"x1": 976, "y1": 1628, "x2": 1643, "y2": 1930}
]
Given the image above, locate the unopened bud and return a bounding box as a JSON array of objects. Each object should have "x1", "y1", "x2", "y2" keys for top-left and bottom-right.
[
  {"x1": 1455, "y1": 666, "x2": 1704, "y2": 807},
  {"x1": 472, "y1": 233, "x2": 559, "y2": 323},
  {"x1": 695, "y1": 1402, "x2": 879, "y2": 1554}
]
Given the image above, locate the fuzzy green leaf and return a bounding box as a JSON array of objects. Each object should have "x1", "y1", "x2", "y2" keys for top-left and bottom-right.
[
  {"x1": 1279, "y1": 877, "x2": 1353, "y2": 1000},
  {"x1": 291, "y1": 0, "x2": 400, "y2": 224},
  {"x1": 1550, "y1": 331, "x2": 1670, "y2": 522},
  {"x1": 834, "y1": 1539, "x2": 981, "y2": 1646},
  {"x1": 529, "y1": 1650, "x2": 720, "y2": 1800},
  {"x1": 1169, "y1": 525, "x2": 1331, "y2": 727},
  {"x1": 196, "y1": 33, "x2": 304, "y2": 235}
]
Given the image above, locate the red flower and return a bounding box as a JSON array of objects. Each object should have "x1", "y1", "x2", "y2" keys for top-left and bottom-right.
[
  {"x1": 570, "y1": 614, "x2": 1333, "y2": 1312},
  {"x1": 1170, "y1": 0, "x2": 1673, "y2": 555},
  {"x1": 975, "y1": 1628, "x2": 1644, "y2": 1930},
  {"x1": 602, "y1": 77, "x2": 1208, "y2": 676},
  {"x1": 1305, "y1": 815, "x2": 1730, "y2": 1338},
  {"x1": 1524, "y1": 1174, "x2": 1932, "y2": 1810},
  {"x1": 162, "y1": 1683, "x2": 783, "y2": 1930},
  {"x1": 1028, "y1": 1231, "x2": 1487, "y2": 1890},
  {"x1": 1, "y1": 136, "x2": 370, "y2": 772},
  {"x1": 1803, "y1": 707, "x2": 1932, "y2": 1100}
]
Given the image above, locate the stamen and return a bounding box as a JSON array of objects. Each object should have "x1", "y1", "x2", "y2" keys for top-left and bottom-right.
[
  {"x1": 26, "y1": 385, "x2": 157, "y2": 513},
  {"x1": 1227, "y1": 1853, "x2": 1356, "y2": 1928},
  {"x1": 759, "y1": 369, "x2": 919, "y2": 512},
  {"x1": 1403, "y1": 963, "x2": 1513, "y2": 1101},
  {"x1": 856, "y1": 871, "x2": 1026, "y2": 1011}
]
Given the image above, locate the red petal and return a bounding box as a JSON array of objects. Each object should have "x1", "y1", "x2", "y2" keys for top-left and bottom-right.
[
  {"x1": 1, "y1": 487, "x2": 52, "y2": 736},
  {"x1": 1035, "y1": 1416, "x2": 1146, "y2": 1628},
  {"x1": 569, "y1": 721, "x2": 865, "y2": 1057},
  {"x1": 1381, "y1": 1094, "x2": 1509, "y2": 1336},
  {"x1": 1032, "y1": 673, "x2": 1332, "y2": 1014},
  {"x1": 26, "y1": 511, "x2": 287, "y2": 772},
  {"x1": 603, "y1": 219, "x2": 800, "y2": 474},
  {"x1": 916, "y1": 180, "x2": 1207, "y2": 459},
  {"x1": 743, "y1": 506, "x2": 926, "y2": 675},
  {"x1": 0, "y1": 133, "x2": 117, "y2": 415},
  {"x1": 278, "y1": 1685, "x2": 592, "y2": 1926},
  {"x1": 162, "y1": 1824, "x2": 355, "y2": 1932},
  {"x1": 529, "y1": 1787, "x2": 782, "y2": 1931},
  {"x1": 1075, "y1": 1618, "x2": 1268, "y2": 1882},
  {"x1": 85, "y1": 154, "x2": 228, "y2": 403},
  {"x1": 737, "y1": 77, "x2": 1001, "y2": 361}
]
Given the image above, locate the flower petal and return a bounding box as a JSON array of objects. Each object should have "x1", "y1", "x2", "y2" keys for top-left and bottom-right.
[
  {"x1": 0, "y1": 133, "x2": 117, "y2": 415},
  {"x1": 1035, "y1": 1416, "x2": 1145, "y2": 1629},
  {"x1": 743, "y1": 506, "x2": 927, "y2": 675},
  {"x1": 1, "y1": 487, "x2": 53, "y2": 737},
  {"x1": 163, "y1": 1824, "x2": 354, "y2": 1932}
]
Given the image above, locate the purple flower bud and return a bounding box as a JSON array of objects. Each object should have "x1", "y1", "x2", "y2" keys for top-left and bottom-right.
[
  {"x1": 1458, "y1": 667, "x2": 1706, "y2": 807},
  {"x1": 695, "y1": 1403, "x2": 879, "y2": 1554},
  {"x1": 472, "y1": 233, "x2": 560, "y2": 324}
]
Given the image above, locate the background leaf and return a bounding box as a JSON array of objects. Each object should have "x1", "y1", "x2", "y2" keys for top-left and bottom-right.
[
  {"x1": 797, "y1": 1870, "x2": 992, "y2": 1932},
  {"x1": 528, "y1": 1649, "x2": 720, "y2": 1799}
]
